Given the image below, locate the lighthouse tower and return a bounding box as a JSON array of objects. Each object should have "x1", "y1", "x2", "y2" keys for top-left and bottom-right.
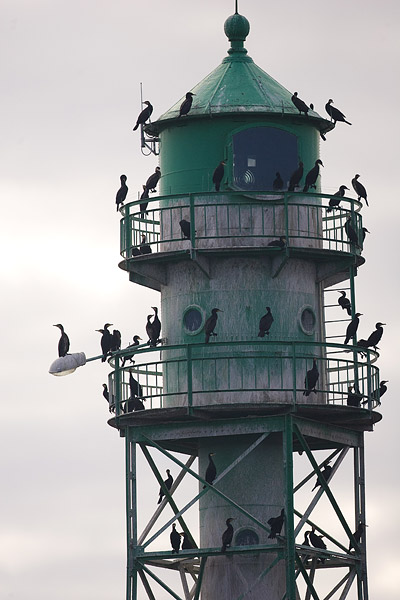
[{"x1": 108, "y1": 10, "x2": 381, "y2": 600}]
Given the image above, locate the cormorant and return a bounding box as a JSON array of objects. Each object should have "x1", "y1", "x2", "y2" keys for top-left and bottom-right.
[
  {"x1": 158, "y1": 469, "x2": 174, "y2": 504},
  {"x1": 344, "y1": 216, "x2": 359, "y2": 245},
  {"x1": 272, "y1": 172, "x2": 284, "y2": 191},
  {"x1": 180, "y1": 531, "x2": 195, "y2": 550},
  {"x1": 140, "y1": 234, "x2": 152, "y2": 254},
  {"x1": 179, "y1": 92, "x2": 195, "y2": 117},
  {"x1": 291, "y1": 92, "x2": 310, "y2": 116},
  {"x1": 360, "y1": 227, "x2": 370, "y2": 244},
  {"x1": 139, "y1": 186, "x2": 149, "y2": 217},
  {"x1": 132, "y1": 101, "x2": 153, "y2": 131},
  {"x1": 349, "y1": 523, "x2": 366, "y2": 551},
  {"x1": 170, "y1": 524, "x2": 181, "y2": 553},
  {"x1": 179, "y1": 219, "x2": 191, "y2": 240},
  {"x1": 312, "y1": 463, "x2": 333, "y2": 490},
  {"x1": 126, "y1": 395, "x2": 146, "y2": 412},
  {"x1": 325, "y1": 99, "x2": 352, "y2": 125},
  {"x1": 145, "y1": 167, "x2": 161, "y2": 192},
  {"x1": 146, "y1": 314, "x2": 155, "y2": 345},
  {"x1": 372, "y1": 380, "x2": 388, "y2": 405},
  {"x1": 366, "y1": 322, "x2": 385, "y2": 351},
  {"x1": 151, "y1": 306, "x2": 161, "y2": 343},
  {"x1": 116, "y1": 174, "x2": 128, "y2": 211},
  {"x1": 110, "y1": 329, "x2": 121, "y2": 352},
  {"x1": 221, "y1": 518, "x2": 235, "y2": 552},
  {"x1": 268, "y1": 508, "x2": 284, "y2": 539},
  {"x1": 102, "y1": 383, "x2": 109, "y2": 402},
  {"x1": 344, "y1": 313, "x2": 362, "y2": 345},
  {"x1": 303, "y1": 160, "x2": 323, "y2": 192},
  {"x1": 212, "y1": 161, "x2": 225, "y2": 191},
  {"x1": 268, "y1": 236, "x2": 286, "y2": 249},
  {"x1": 203, "y1": 452, "x2": 217, "y2": 487},
  {"x1": 288, "y1": 161, "x2": 303, "y2": 191},
  {"x1": 121, "y1": 335, "x2": 141, "y2": 368},
  {"x1": 103, "y1": 383, "x2": 116, "y2": 413},
  {"x1": 53, "y1": 323, "x2": 70, "y2": 357},
  {"x1": 205, "y1": 308, "x2": 222, "y2": 343},
  {"x1": 302, "y1": 531, "x2": 311, "y2": 562},
  {"x1": 338, "y1": 291, "x2": 352, "y2": 316},
  {"x1": 96, "y1": 324, "x2": 113, "y2": 361},
  {"x1": 347, "y1": 386, "x2": 362, "y2": 407},
  {"x1": 303, "y1": 359, "x2": 319, "y2": 396},
  {"x1": 131, "y1": 246, "x2": 141, "y2": 257},
  {"x1": 352, "y1": 174, "x2": 368, "y2": 206},
  {"x1": 258, "y1": 307, "x2": 274, "y2": 337},
  {"x1": 129, "y1": 369, "x2": 143, "y2": 398},
  {"x1": 327, "y1": 185, "x2": 349, "y2": 212},
  {"x1": 308, "y1": 527, "x2": 327, "y2": 563}
]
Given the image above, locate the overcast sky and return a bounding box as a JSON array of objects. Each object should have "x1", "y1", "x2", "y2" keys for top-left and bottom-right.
[{"x1": 1, "y1": 1, "x2": 399, "y2": 599}]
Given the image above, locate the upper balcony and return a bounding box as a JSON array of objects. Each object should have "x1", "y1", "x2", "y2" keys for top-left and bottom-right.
[{"x1": 119, "y1": 191, "x2": 365, "y2": 290}]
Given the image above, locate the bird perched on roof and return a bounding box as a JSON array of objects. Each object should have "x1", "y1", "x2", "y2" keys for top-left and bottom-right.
[
  {"x1": 221, "y1": 518, "x2": 235, "y2": 552},
  {"x1": 349, "y1": 523, "x2": 367, "y2": 551},
  {"x1": 347, "y1": 386, "x2": 362, "y2": 407},
  {"x1": 139, "y1": 186, "x2": 149, "y2": 217},
  {"x1": 327, "y1": 185, "x2": 349, "y2": 212},
  {"x1": 308, "y1": 528, "x2": 327, "y2": 563},
  {"x1": 203, "y1": 452, "x2": 217, "y2": 488},
  {"x1": 371, "y1": 380, "x2": 388, "y2": 406},
  {"x1": 140, "y1": 234, "x2": 152, "y2": 254},
  {"x1": 312, "y1": 463, "x2": 333, "y2": 490},
  {"x1": 258, "y1": 307, "x2": 274, "y2": 337},
  {"x1": 53, "y1": 324, "x2": 70, "y2": 357},
  {"x1": 344, "y1": 216, "x2": 359, "y2": 246},
  {"x1": 116, "y1": 175, "x2": 128, "y2": 211},
  {"x1": 205, "y1": 308, "x2": 222, "y2": 343},
  {"x1": 303, "y1": 160, "x2": 323, "y2": 192},
  {"x1": 325, "y1": 99, "x2": 351, "y2": 125},
  {"x1": 110, "y1": 329, "x2": 121, "y2": 352},
  {"x1": 132, "y1": 101, "x2": 153, "y2": 131},
  {"x1": 212, "y1": 161, "x2": 225, "y2": 191},
  {"x1": 158, "y1": 469, "x2": 173, "y2": 504},
  {"x1": 344, "y1": 313, "x2": 362, "y2": 345},
  {"x1": 338, "y1": 291, "x2": 352, "y2": 316},
  {"x1": 179, "y1": 92, "x2": 195, "y2": 117},
  {"x1": 268, "y1": 236, "x2": 286, "y2": 249},
  {"x1": 366, "y1": 322, "x2": 385, "y2": 351},
  {"x1": 180, "y1": 531, "x2": 195, "y2": 550},
  {"x1": 304, "y1": 359, "x2": 319, "y2": 396},
  {"x1": 96, "y1": 324, "x2": 113, "y2": 362},
  {"x1": 352, "y1": 174, "x2": 368, "y2": 206},
  {"x1": 272, "y1": 172, "x2": 284, "y2": 191},
  {"x1": 288, "y1": 161, "x2": 303, "y2": 191},
  {"x1": 170, "y1": 524, "x2": 181, "y2": 553},
  {"x1": 145, "y1": 167, "x2": 161, "y2": 193},
  {"x1": 291, "y1": 92, "x2": 310, "y2": 116},
  {"x1": 268, "y1": 509, "x2": 285, "y2": 539},
  {"x1": 179, "y1": 219, "x2": 191, "y2": 240}
]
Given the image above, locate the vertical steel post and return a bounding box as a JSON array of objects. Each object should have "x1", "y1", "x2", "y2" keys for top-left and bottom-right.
[{"x1": 284, "y1": 415, "x2": 296, "y2": 599}]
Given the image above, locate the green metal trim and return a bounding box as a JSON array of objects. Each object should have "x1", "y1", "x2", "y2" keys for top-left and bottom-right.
[
  {"x1": 193, "y1": 556, "x2": 207, "y2": 600},
  {"x1": 293, "y1": 449, "x2": 341, "y2": 493},
  {"x1": 294, "y1": 553, "x2": 320, "y2": 600},
  {"x1": 284, "y1": 416, "x2": 296, "y2": 600},
  {"x1": 138, "y1": 563, "x2": 184, "y2": 600},
  {"x1": 135, "y1": 544, "x2": 284, "y2": 561},
  {"x1": 234, "y1": 555, "x2": 283, "y2": 600}
]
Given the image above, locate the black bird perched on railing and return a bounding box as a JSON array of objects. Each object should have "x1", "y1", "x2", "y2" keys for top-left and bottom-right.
[
  {"x1": 212, "y1": 161, "x2": 225, "y2": 191},
  {"x1": 312, "y1": 463, "x2": 332, "y2": 490},
  {"x1": 366, "y1": 322, "x2": 386, "y2": 351},
  {"x1": 325, "y1": 99, "x2": 352, "y2": 125},
  {"x1": 170, "y1": 524, "x2": 181, "y2": 554},
  {"x1": 304, "y1": 358, "x2": 319, "y2": 396},
  {"x1": 338, "y1": 291, "x2": 352, "y2": 316},
  {"x1": 272, "y1": 172, "x2": 284, "y2": 191},
  {"x1": 360, "y1": 227, "x2": 370, "y2": 245},
  {"x1": 349, "y1": 522, "x2": 367, "y2": 551},
  {"x1": 344, "y1": 216, "x2": 359, "y2": 245},
  {"x1": 303, "y1": 159, "x2": 323, "y2": 192},
  {"x1": 116, "y1": 174, "x2": 128, "y2": 211},
  {"x1": 205, "y1": 308, "x2": 222, "y2": 343},
  {"x1": 288, "y1": 161, "x2": 303, "y2": 191},
  {"x1": 352, "y1": 174, "x2": 368, "y2": 206},
  {"x1": 179, "y1": 92, "x2": 195, "y2": 117},
  {"x1": 53, "y1": 323, "x2": 70, "y2": 357},
  {"x1": 204, "y1": 452, "x2": 217, "y2": 487},
  {"x1": 344, "y1": 313, "x2": 362, "y2": 345},
  {"x1": 102, "y1": 383, "x2": 116, "y2": 413},
  {"x1": 121, "y1": 335, "x2": 142, "y2": 368},
  {"x1": 221, "y1": 518, "x2": 235, "y2": 552},
  {"x1": 158, "y1": 469, "x2": 174, "y2": 504},
  {"x1": 96, "y1": 324, "x2": 113, "y2": 362},
  {"x1": 268, "y1": 236, "x2": 286, "y2": 249},
  {"x1": 129, "y1": 368, "x2": 143, "y2": 399},
  {"x1": 139, "y1": 186, "x2": 149, "y2": 217},
  {"x1": 180, "y1": 531, "x2": 195, "y2": 550},
  {"x1": 151, "y1": 306, "x2": 161, "y2": 344},
  {"x1": 126, "y1": 395, "x2": 146, "y2": 412},
  {"x1": 327, "y1": 185, "x2": 349, "y2": 212},
  {"x1": 132, "y1": 100, "x2": 153, "y2": 131},
  {"x1": 145, "y1": 167, "x2": 161, "y2": 193},
  {"x1": 268, "y1": 508, "x2": 284, "y2": 539},
  {"x1": 371, "y1": 380, "x2": 388, "y2": 406},
  {"x1": 179, "y1": 219, "x2": 191, "y2": 240},
  {"x1": 110, "y1": 329, "x2": 121, "y2": 352},
  {"x1": 308, "y1": 528, "x2": 327, "y2": 563},
  {"x1": 291, "y1": 92, "x2": 310, "y2": 116},
  {"x1": 258, "y1": 307, "x2": 274, "y2": 337},
  {"x1": 347, "y1": 386, "x2": 362, "y2": 407},
  {"x1": 146, "y1": 314, "x2": 155, "y2": 346},
  {"x1": 140, "y1": 234, "x2": 152, "y2": 255}
]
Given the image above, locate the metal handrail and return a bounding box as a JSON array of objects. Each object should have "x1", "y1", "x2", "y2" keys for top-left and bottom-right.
[{"x1": 119, "y1": 191, "x2": 364, "y2": 259}]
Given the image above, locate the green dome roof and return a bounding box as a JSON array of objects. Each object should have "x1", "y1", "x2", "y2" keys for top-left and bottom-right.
[{"x1": 146, "y1": 13, "x2": 333, "y2": 136}]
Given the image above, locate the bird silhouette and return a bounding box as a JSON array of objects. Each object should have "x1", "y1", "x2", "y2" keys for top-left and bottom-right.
[
  {"x1": 268, "y1": 236, "x2": 286, "y2": 249},
  {"x1": 325, "y1": 99, "x2": 351, "y2": 125},
  {"x1": 344, "y1": 313, "x2": 362, "y2": 345},
  {"x1": 308, "y1": 527, "x2": 327, "y2": 563},
  {"x1": 179, "y1": 92, "x2": 195, "y2": 117},
  {"x1": 366, "y1": 322, "x2": 385, "y2": 350},
  {"x1": 96, "y1": 324, "x2": 113, "y2": 362},
  {"x1": 291, "y1": 92, "x2": 310, "y2": 116},
  {"x1": 212, "y1": 161, "x2": 225, "y2": 191},
  {"x1": 272, "y1": 172, "x2": 284, "y2": 191},
  {"x1": 145, "y1": 167, "x2": 161, "y2": 193},
  {"x1": 327, "y1": 185, "x2": 349, "y2": 212},
  {"x1": 221, "y1": 518, "x2": 235, "y2": 552},
  {"x1": 268, "y1": 509, "x2": 284, "y2": 539},
  {"x1": 139, "y1": 186, "x2": 149, "y2": 217},
  {"x1": 205, "y1": 308, "x2": 222, "y2": 343},
  {"x1": 179, "y1": 219, "x2": 191, "y2": 240},
  {"x1": 344, "y1": 217, "x2": 359, "y2": 246},
  {"x1": 158, "y1": 469, "x2": 173, "y2": 504},
  {"x1": 53, "y1": 324, "x2": 70, "y2": 357},
  {"x1": 288, "y1": 161, "x2": 303, "y2": 191},
  {"x1": 133, "y1": 101, "x2": 153, "y2": 131},
  {"x1": 258, "y1": 307, "x2": 274, "y2": 337},
  {"x1": 203, "y1": 452, "x2": 217, "y2": 487},
  {"x1": 303, "y1": 160, "x2": 323, "y2": 192},
  {"x1": 170, "y1": 524, "x2": 181, "y2": 553},
  {"x1": 116, "y1": 174, "x2": 128, "y2": 211},
  {"x1": 312, "y1": 463, "x2": 332, "y2": 490},
  {"x1": 304, "y1": 359, "x2": 319, "y2": 396},
  {"x1": 352, "y1": 174, "x2": 368, "y2": 206},
  {"x1": 338, "y1": 291, "x2": 351, "y2": 316}
]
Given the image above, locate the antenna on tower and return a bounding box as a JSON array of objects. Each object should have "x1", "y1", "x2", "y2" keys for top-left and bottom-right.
[
  {"x1": 139, "y1": 82, "x2": 159, "y2": 157},
  {"x1": 235, "y1": 0, "x2": 239, "y2": 14}
]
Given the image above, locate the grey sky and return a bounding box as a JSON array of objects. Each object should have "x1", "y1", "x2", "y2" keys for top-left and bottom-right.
[{"x1": 1, "y1": 0, "x2": 399, "y2": 598}]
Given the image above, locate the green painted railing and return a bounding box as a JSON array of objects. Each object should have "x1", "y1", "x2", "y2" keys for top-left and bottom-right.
[
  {"x1": 107, "y1": 340, "x2": 380, "y2": 416},
  {"x1": 119, "y1": 191, "x2": 364, "y2": 259}
]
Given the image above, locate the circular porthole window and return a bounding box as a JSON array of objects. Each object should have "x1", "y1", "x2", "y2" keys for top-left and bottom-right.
[
  {"x1": 183, "y1": 305, "x2": 205, "y2": 335},
  {"x1": 235, "y1": 528, "x2": 259, "y2": 547},
  {"x1": 298, "y1": 305, "x2": 316, "y2": 336}
]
